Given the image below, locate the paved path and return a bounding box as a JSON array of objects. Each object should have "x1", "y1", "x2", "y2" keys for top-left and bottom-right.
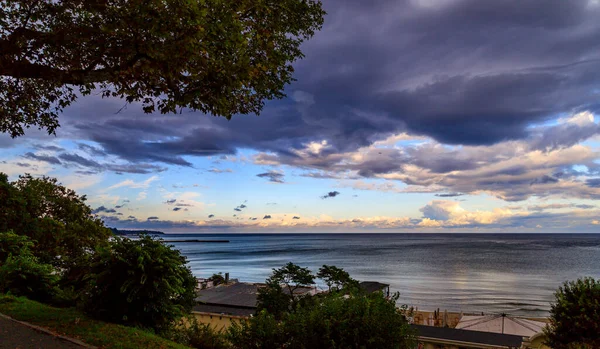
[{"x1": 0, "y1": 316, "x2": 85, "y2": 349}]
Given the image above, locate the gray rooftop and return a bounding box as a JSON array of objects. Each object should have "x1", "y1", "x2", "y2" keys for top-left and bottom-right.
[
  {"x1": 192, "y1": 304, "x2": 256, "y2": 317},
  {"x1": 413, "y1": 324, "x2": 524, "y2": 348},
  {"x1": 196, "y1": 283, "x2": 259, "y2": 308},
  {"x1": 359, "y1": 281, "x2": 390, "y2": 294}
]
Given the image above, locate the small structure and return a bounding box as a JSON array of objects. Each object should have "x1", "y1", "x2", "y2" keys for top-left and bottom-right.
[
  {"x1": 193, "y1": 281, "x2": 318, "y2": 330},
  {"x1": 413, "y1": 324, "x2": 524, "y2": 349},
  {"x1": 456, "y1": 314, "x2": 546, "y2": 337},
  {"x1": 359, "y1": 281, "x2": 390, "y2": 297}
]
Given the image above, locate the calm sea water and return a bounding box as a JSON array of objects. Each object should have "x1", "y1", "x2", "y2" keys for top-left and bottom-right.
[{"x1": 164, "y1": 233, "x2": 600, "y2": 317}]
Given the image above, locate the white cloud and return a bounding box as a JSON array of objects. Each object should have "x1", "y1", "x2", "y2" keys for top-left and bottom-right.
[
  {"x1": 420, "y1": 200, "x2": 519, "y2": 226},
  {"x1": 107, "y1": 176, "x2": 159, "y2": 190}
]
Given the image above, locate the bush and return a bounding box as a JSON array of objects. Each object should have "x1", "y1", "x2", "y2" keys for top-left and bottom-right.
[
  {"x1": 0, "y1": 253, "x2": 58, "y2": 302},
  {"x1": 544, "y1": 277, "x2": 600, "y2": 349},
  {"x1": 0, "y1": 173, "x2": 111, "y2": 271},
  {"x1": 0, "y1": 231, "x2": 34, "y2": 262},
  {"x1": 165, "y1": 317, "x2": 231, "y2": 349},
  {"x1": 81, "y1": 235, "x2": 197, "y2": 331},
  {"x1": 230, "y1": 289, "x2": 417, "y2": 348}
]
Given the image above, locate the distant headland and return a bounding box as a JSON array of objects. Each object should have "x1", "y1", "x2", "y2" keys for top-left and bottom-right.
[{"x1": 109, "y1": 228, "x2": 165, "y2": 236}]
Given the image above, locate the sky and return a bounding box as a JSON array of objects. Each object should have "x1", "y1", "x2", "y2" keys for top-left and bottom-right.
[{"x1": 1, "y1": 0, "x2": 600, "y2": 233}]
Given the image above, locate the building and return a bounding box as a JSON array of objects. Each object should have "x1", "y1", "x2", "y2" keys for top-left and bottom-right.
[
  {"x1": 456, "y1": 314, "x2": 546, "y2": 337},
  {"x1": 359, "y1": 281, "x2": 390, "y2": 297},
  {"x1": 414, "y1": 324, "x2": 525, "y2": 349},
  {"x1": 455, "y1": 314, "x2": 550, "y2": 349},
  {"x1": 193, "y1": 281, "x2": 317, "y2": 331}
]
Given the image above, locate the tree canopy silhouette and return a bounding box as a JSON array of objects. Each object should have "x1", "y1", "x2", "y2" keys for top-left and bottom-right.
[{"x1": 0, "y1": 0, "x2": 325, "y2": 137}]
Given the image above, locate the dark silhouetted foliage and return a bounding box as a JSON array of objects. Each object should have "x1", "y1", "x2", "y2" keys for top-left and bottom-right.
[{"x1": 0, "y1": 0, "x2": 325, "y2": 137}]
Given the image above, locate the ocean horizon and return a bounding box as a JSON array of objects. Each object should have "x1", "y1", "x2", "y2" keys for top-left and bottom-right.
[{"x1": 164, "y1": 233, "x2": 600, "y2": 318}]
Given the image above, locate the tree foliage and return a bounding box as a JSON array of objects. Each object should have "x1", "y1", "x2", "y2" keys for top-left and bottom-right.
[
  {"x1": 0, "y1": 230, "x2": 33, "y2": 262},
  {"x1": 317, "y1": 264, "x2": 358, "y2": 292},
  {"x1": 81, "y1": 235, "x2": 197, "y2": 331},
  {"x1": 0, "y1": 0, "x2": 326, "y2": 137},
  {"x1": 0, "y1": 233, "x2": 58, "y2": 303},
  {"x1": 0, "y1": 173, "x2": 111, "y2": 271},
  {"x1": 229, "y1": 291, "x2": 417, "y2": 349},
  {"x1": 165, "y1": 316, "x2": 231, "y2": 349},
  {"x1": 544, "y1": 277, "x2": 600, "y2": 349},
  {"x1": 257, "y1": 262, "x2": 315, "y2": 318}
]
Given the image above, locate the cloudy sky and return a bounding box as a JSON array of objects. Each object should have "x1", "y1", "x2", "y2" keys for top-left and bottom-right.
[{"x1": 2, "y1": 0, "x2": 600, "y2": 233}]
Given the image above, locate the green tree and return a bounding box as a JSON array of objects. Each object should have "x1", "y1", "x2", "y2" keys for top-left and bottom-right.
[
  {"x1": 0, "y1": 238, "x2": 58, "y2": 303},
  {"x1": 0, "y1": 173, "x2": 111, "y2": 272},
  {"x1": 208, "y1": 273, "x2": 226, "y2": 286},
  {"x1": 0, "y1": 231, "x2": 33, "y2": 262},
  {"x1": 544, "y1": 277, "x2": 600, "y2": 349},
  {"x1": 165, "y1": 316, "x2": 231, "y2": 349},
  {"x1": 81, "y1": 235, "x2": 197, "y2": 331},
  {"x1": 0, "y1": 0, "x2": 325, "y2": 137},
  {"x1": 317, "y1": 264, "x2": 358, "y2": 292},
  {"x1": 257, "y1": 262, "x2": 315, "y2": 318},
  {"x1": 229, "y1": 291, "x2": 417, "y2": 349}
]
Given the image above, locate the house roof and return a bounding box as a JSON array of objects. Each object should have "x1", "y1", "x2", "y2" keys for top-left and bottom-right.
[
  {"x1": 413, "y1": 325, "x2": 524, "y2": 348},
  {"x1": 359, "y1": 281, "x2": 389, "y2": 294},
  {"x1": 192, "y1": 304, "x2": 256, "y2": 317},
  {"x1": 195, "y1": 282, "x2": 316, "y2": 309},
  {"x1": 196, "y1": 283, "x2": 259, "y2": 308},
  {"x1": 456, "y1": 315, "x2": 546, "y2": 337}
]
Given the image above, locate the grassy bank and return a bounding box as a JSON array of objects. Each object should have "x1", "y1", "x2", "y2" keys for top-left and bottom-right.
[{"x1": 0, "y1": 294, "x2": 189, "y2": 349}]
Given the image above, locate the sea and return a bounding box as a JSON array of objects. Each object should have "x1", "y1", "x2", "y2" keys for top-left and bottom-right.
[{"x1": 163, "y1": 233, "x2": 600, "y2": 318}]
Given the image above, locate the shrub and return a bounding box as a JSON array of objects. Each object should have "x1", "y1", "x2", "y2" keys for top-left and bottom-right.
[
  {"x1": 0, "y1": 173, "x2": 111, "y2": 270},
  {"x1": 165, "y1": 317, "x2": 231, "y2": 349},
  {"x1": 0, "y1": 253, "x2": 58, "y2": 302},
  {"x1": 544, "y1": 277, "x2": 600, "y2": 349},
  {"x1": 81, "y1": 235, "x2": 197, "y2": 331},
  {"x1": 231, "y1": 286, "x2": 417, "y2": 348},
  {"x1": 0, "y1": 231, "x2": 34, "y2": 263}
]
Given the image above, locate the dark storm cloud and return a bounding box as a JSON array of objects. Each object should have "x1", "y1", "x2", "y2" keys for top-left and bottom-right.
[
  {"x1": 263, "y1": 215, "x2": 272, "y2": 219},
  {"x1": 59, "y1": 153, "x2": 101, "y2": 168},
  {"x1": 9, "y1": 0, "x2": 600, "y2": 187},
  {"x1": 147, "y1": 216, "x2": 159, "y2": 220},
  {"x1": 586, "y1": 178, "x2": 600, "y2": 188},
  {"x1": 173, "y1": 207, "x2": 182, "y2": 211},
  {"x1": 207, "y1": 168, "x2": 233, "y2": 173},
  {"x1": 321, "y1": 191, "x2": 340, "y2": 199},
  {"x1": 435, "y1": 193, "x2": 465, "y2": 198},
  {"x1": 92, "y1": 206, "x2": 116, "y2": 214},
  {"x1": 23, "y1": 152, "x2": 61, "y2": 165},
  {"x1": 24, "y1": 148, "x2": 166, "y2": 174},
  {"x1": 234, "y1": 208, "x2": 242, "y2": 212},
  {"x1": 14, "y1": 162, "x2": 31, "y2": 167},
  {"x1": 257, "y1": 171, "x2": 285, "y2": 183},
  {"x1": 33, "y1": 144, "x2": 64, "y2": 152},
  {"x1": 77, "y1": 143, "x2": 107, "y2": 157},
  {"x1": 208, "y1": 214, "x2": 214, "y2": 218}
]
